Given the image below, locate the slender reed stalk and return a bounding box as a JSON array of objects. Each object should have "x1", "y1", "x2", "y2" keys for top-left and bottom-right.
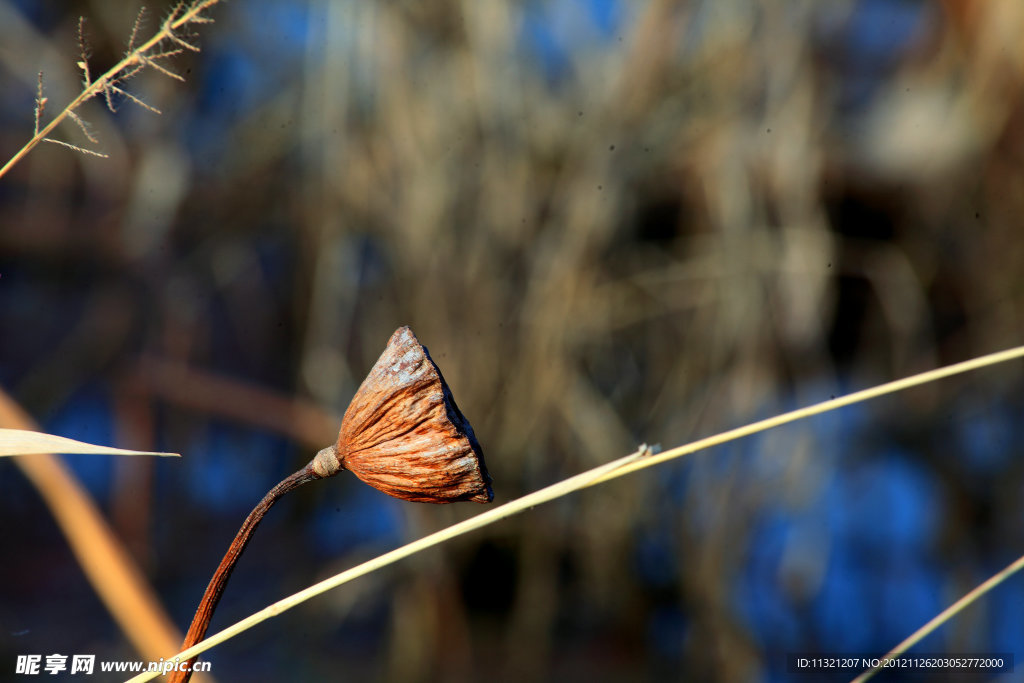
[{"x1": 851, "y1": 552, "x2": 1024, "y2": 683}]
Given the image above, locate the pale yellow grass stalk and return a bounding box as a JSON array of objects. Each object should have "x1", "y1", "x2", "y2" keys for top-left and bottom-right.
[{"x1": 851, "y1": 557, "x2": 1024, "y2": 682}]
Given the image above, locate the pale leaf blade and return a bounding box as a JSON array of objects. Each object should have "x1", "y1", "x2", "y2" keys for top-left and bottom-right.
[{"x1": 0, "y1": 429, "x2": 179, "y2": 457}]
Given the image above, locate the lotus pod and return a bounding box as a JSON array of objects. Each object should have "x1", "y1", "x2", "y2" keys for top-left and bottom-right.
[{"x1": 313, "y1": 326, "x2": 493, "y2": 503}]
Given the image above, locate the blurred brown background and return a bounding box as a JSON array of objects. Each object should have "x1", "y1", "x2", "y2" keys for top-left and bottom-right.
[{"x1": 2, "y1": 1, "x2": 1024, "y2": 681}]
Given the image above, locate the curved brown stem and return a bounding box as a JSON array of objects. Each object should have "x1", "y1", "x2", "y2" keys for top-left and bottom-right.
[{"x1": 168, "y1": 464, "x2": 322, "y2": 683}]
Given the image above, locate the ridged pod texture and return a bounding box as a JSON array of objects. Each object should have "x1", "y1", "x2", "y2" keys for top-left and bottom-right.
[{"x1": 330, "y1": 327, "x2": 492, "y2": 503}]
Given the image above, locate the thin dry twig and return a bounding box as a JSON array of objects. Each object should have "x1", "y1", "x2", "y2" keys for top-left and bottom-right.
[
  {"x1": 65, "y1": 109, "x2": 100, "y2": 143},
  {"x1": 108, "y1": 85, "x2": 162, "y2": 115},
  {"x1": 140, "y1": 51, "x2": 187, "y2": 81},
  {"x1": 41, "y1": 138, "x2": 111, "y2": 158},
  {"x1": 33, "y1": 72, "x2": 46, "y2": 135},
  {"x1": 78, "y1": 17, "x2": 92, "y2": 86},
  {"x1": 127, "y1": 8, "x2": 147, "y2": 53}
]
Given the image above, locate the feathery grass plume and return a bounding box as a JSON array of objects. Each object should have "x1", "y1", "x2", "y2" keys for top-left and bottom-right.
[{"x1": 0, "y1": 0, "x2": 222, "y2": 179}]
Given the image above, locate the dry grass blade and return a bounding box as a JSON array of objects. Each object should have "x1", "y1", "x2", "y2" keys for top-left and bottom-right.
[
  {"x1": 0, "y1": 428, "x2": 179, "y2": 457},
  {"x1": 125, "y1": 345, "x2": 1024, "y2": 682}
]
